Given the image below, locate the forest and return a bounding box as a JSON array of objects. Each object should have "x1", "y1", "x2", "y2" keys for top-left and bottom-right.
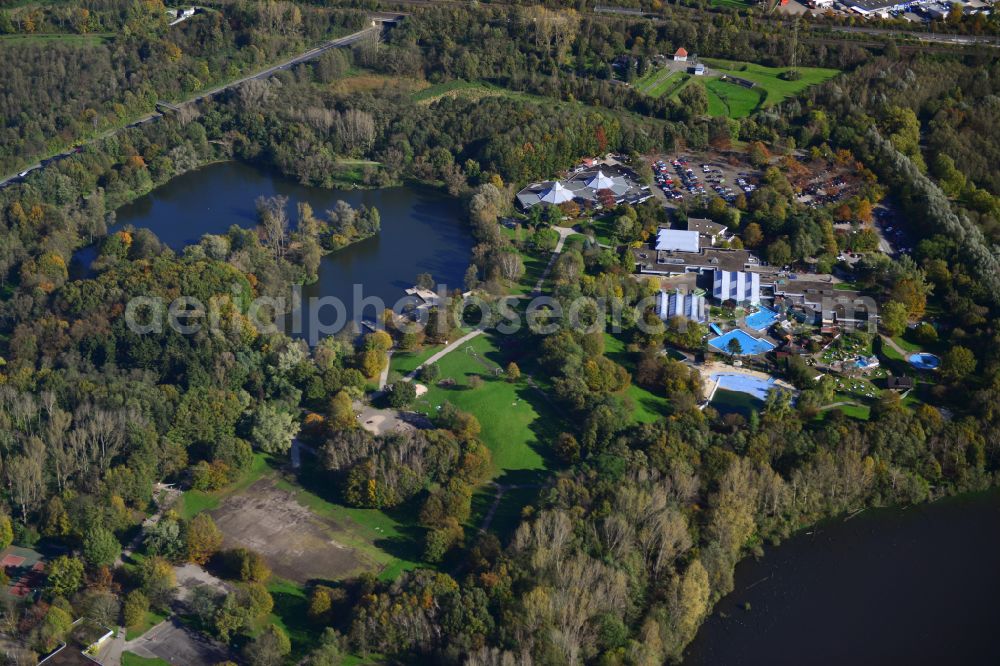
[
  {"x1": 0, "y1": 0, "x2": 367, "y2": 175},
  {"x1": 0, "y1": 2, "x2": 997, "y2": 665}
]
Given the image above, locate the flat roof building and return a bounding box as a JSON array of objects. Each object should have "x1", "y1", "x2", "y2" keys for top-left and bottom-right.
[
  {"x1": 686, "y1": 217, "x2": 729, "y2": 246},
  {"x1": 656, "y1": 228, "x2": 700, "y2": 252},
  {"x1": 633, "y1": 246, "x2": 765, "y2": 276}
]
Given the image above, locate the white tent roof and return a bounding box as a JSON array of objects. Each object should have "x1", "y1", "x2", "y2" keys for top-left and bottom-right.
[
  {"x1": 539, "y1": 181, "x2": 574, "y2": 204},
  {"x1": 585, "y1": 170, "x2": 616, "y2": 190}
]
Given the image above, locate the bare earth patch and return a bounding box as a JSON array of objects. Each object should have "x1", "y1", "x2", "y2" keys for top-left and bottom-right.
[{"x1": 209, "y1": 477, "x2": 376, "y2": 583}]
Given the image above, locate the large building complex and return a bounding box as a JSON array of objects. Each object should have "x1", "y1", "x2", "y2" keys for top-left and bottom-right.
[
  {"x1": 515, "y1": 164, "x2": 650, "y2": 211},
  {"x1": 633, "y1": 224, "x2": 873, "y2": 326},
  {"x1": 657, "y1": 289, "x2": 707, "y2": 323},
  {"x1": 714, "y1": 270, "x2": 761, "y2": 305}
]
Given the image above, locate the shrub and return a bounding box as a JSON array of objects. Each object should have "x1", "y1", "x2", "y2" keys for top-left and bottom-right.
[{"x1": 123, "y1": 590, "x2": 150, "y2": 629}]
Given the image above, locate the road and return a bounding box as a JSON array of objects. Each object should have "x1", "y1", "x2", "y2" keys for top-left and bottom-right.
[
  {"x1": 0, "y1": 25, "x2": 380, "y2": 189},
  {"x1": 593, "y1": 4, "x2": 999, "y2": 47}
]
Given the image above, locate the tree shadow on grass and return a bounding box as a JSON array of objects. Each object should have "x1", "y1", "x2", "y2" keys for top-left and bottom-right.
[{"x1": 292, "y1": 460, "x2": 427, "y2": 571}]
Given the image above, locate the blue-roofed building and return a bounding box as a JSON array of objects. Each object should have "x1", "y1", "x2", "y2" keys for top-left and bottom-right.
[
  {"x1": 713, "y1": 270, "x2": 760, "y2": 305},
  {"x1": 657, "y1": 289, "x2": 706, "y2": 323}
]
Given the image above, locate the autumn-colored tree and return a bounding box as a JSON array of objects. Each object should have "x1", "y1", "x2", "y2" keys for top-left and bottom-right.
[
  {"x1": 505, "y1": 362, "x2": 521, "y2": 382},
  {"x1": 328, "y1": 390, "x2": 356, "y2": 430},
  {"x1": 0, "y1": 515, "x2": 12, "y2": 550},
  {"x1": 46, "y1": 556, "x2": 84, "y2": 598},
  {"x1": 359, "y1": 347, "x2": 388, "y2": 378},
  {"x1": 123, "y1": 590, "x2": 150, "y2": 629},
  {"x1": 185, "y1": 514, "x2": 223, "y2": 565},
  {"x1": 742, "y1": 222, "x2": 763, "y2": 248},
  {"x1": 856, "y1": 199, "x2": 873, "y2": 224}
]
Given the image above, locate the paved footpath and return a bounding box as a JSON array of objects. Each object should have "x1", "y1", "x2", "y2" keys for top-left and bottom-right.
[{"x1": 404, "y1": 329, "x2": 484, "y2": 381}]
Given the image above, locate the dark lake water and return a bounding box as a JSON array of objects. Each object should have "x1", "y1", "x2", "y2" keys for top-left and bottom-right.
[
  {"x1": 83, "y1": 161, "x2": 471, "y2": 340},
  {"x1": 684, "y1": 491, "x2": 1000, "y2": 666}
]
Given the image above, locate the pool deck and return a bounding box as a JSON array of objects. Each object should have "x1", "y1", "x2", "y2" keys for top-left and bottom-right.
[{"x1": 698, "y1": 362, "x2": 796, "y2": 406}]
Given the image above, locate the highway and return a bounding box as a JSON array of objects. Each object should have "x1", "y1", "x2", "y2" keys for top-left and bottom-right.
[{"x1": 0, "y1": 24, "x2": 381, "y2": 189}]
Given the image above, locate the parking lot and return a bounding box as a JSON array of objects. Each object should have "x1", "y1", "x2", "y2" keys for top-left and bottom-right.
[{"x1": 651, "y1": 153, "x2": 760, "y2": 210}]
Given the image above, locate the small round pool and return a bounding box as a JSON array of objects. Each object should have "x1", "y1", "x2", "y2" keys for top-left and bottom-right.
[{"x1": 908, "y1": 352, "x2": 940, "y2": 370}]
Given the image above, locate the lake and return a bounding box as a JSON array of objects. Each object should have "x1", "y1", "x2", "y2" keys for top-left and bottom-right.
[
  {"x1": 93, "y1": 161, "x2": 471, "y2": 340},
  {"x1": 684, "y1": 491, "x2": 1000, "y2": 665}
]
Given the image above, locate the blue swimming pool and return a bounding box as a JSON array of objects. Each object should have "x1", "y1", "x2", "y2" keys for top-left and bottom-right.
[
  {"x1": 745, "y1": 306, "x2": 778, "y2": 331},
  {"x1": 908, "y1": 352, "x2": 941, "y2": 370},
  {"x1": 711, "y1": 373, "x2": 776, "y2": 401},
  {"x1": 709, "y1": 330, "x2": 775, "y2": 355}
]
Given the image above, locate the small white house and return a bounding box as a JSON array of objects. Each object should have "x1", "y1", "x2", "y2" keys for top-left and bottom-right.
[{"x1": 673, "y1": 47, "x2": 688, "y2": 62}]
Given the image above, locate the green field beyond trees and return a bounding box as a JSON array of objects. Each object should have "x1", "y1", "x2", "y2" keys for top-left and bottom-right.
[{"x1": 636, "y1": 59, "x2": 840, "y2": 118}]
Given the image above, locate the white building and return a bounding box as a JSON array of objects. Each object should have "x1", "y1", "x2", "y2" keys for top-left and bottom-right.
[
  {"x1": 673, "y1": 47, "x2": 688, "y2": 62},
  {"x1": 713, "y1": 270, "x2": 761, "y2": 305},
  {"x1": 657, "y1": 289, "x2": 706, "y2": 323},
  {"x1": 686, "y1": 217, "x2": 729, "y2": 246},
  {"x1": 655, "y1": 229, "x2": 700, "y2": 253}
]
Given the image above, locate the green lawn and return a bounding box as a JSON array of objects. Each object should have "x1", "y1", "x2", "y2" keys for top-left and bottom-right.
[
  {"x1": 125, "y1": 610, "x2": 167, "y2": 641},
  {"x1": 603, "y1": 332, "x2": 671, "y2": 424},
  {"x1": 702, "y1": 59, "x2": 841, "y2": 109},
  {"x1": 331, "y1": 158, "x2": 381, "y2": 185},
  {"x1": 705, "y1": 78, "x2": 764, "y2": 119},
  {"x1": 892, "y1": 335, "x2": 923, "y2": 353},
  {"x1": 122, "y1": 654, "x2": 170, "y2": 666},
  {"x1": 635, "y1": 68, "x2": 683, "y2": 98},
  {"x1": 412, "y1": 79, "x2": 537, "y2": 105},
  {"x1": 831, "y1": 402, "x2": 871, "y2": 420},
  {"x1": 179, "y1": 453, "x2": 272, "y2": 520},
  {"x1": 389, "y1": 344, "x2": 442, "y2": 377},
  {"x1": 0, "y1": 32, "x2": 113, "y2": 47},
  {"x1": 272, "y1": 475, "x2": 425, "y2": 581},
  {"x1": 264, "y1": 577, "x2": 319, "y2": 660},
  {"x1": 411, "y1": 333, "x2": 557, "y2": 480}
]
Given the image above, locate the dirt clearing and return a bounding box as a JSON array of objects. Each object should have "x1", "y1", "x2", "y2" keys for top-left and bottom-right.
[{"x1": 209, "y1": 476, "x2": 377, "y2": 584}]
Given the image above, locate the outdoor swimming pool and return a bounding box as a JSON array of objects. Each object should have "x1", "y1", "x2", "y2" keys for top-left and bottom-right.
[
  {"x1": 908, "y1": 352, "x2": 941, "y2": 370},
  {"x1": 710, "y1": 373, "x2": 777, "y2": 402},
  {"x1": 745, "y1": 306, "x2": 778, "y2": 331},
  {"x1": 708, "y1": 330, "x2": 775, "y2": 355}
]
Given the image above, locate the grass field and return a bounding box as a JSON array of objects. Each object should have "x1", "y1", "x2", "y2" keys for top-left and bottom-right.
[
  {"x1": 604, "y1": 332, "x2": 671, "y2": 424},
  {"x1": 647, "y1": 70, "x2": 683, "y2": 97},
  {"x1": 705, "y1": 78, "x2": 764, "y2": 118},
  {"x1": 179, "y1": 453, "x2": 272, "y2": 520},
  {"x1": 411, "y1": 333, "x2": 558, "y2": 481},
  {"x1": 264, "y1": 577, "x2": 317, "y2": 660},
  {"x1": 0, "y1": 32, "x2": 113, "y2": 47},
  {"x1": 412, "y1": 79, "x2": 536, "y2": 105},
  {"x1": 125, "y1": 610, "x2": 167, "y2": 641},
  {"x1": 703, "y1": 59, "x2": 841, "y2": 109},
  {"x1": 331, "y1": 158, "x2": 381, "y2": 185},
  {"x1": 633, "y1": 68, "x2": 688, "y2": 99},
  {"x1": 122, "y1": 654, "x2": 169, "y2": 666},
  {"x1": 389, "y1": 344, "x2": 442, "y2": 377}
]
